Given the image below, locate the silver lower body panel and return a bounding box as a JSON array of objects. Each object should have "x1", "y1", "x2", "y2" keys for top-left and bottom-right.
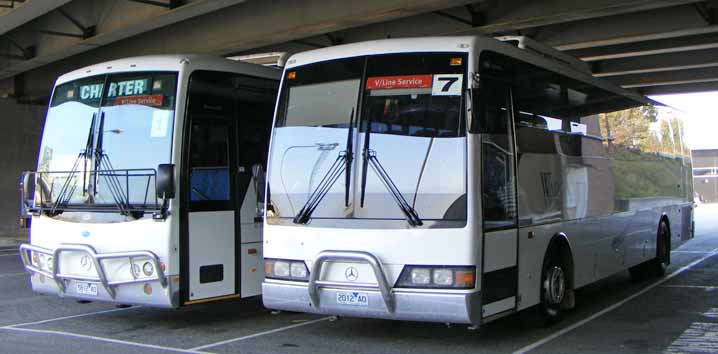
[{"x1": 263, "y1": 281, "x2": 481, "y2": 324}]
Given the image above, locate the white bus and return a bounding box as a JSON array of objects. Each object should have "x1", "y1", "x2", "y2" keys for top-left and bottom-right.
[
  {"x1": 261, "y1": 36, "x2": 694, "y2": 325},
  {"x1": 19, "y1": 55, "x2": 279, "y2": 307}
]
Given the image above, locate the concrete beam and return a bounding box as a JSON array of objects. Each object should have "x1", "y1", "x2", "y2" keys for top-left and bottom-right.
[
  {"x1": 641, "y1": 81, "x2": 718, "y2": 95},
  {"x1": 609, "y1": 66, "x2": 718, "y2": 88},
  {"x1": 0, "y1": 0, "x2": 72, "y2": 36},
  {"x1": 0, "y1": 0, "x2": 475, "y2": 82},
  {"x1": 565, "y1": 32, "x2": 718, "y2": 61},
  {"x1": 593, "y1": 47, "x2": 718, "y2": 77},
  {"x1": 0, "y1": 0, "x2": 248, "y2": 80},
  {"x1": 453, "y1": 0, "x2": 703, "y2": 35}
]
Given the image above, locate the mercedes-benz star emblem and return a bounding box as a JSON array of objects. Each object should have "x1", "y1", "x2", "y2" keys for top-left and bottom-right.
[
  {"x1": 345, "y1": 266, "x2": 359, "y2": 281},
  {"x1": 80, "y1": 255, "x2": 92, "y2": 271}
]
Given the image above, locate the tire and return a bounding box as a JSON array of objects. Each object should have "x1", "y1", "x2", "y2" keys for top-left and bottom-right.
[
  {"x1": 629, "y1": 220, "x2": 670, "y2": 280},
  {"x1": 538, "y1": 247, "x2": 568, "y2": 324}
]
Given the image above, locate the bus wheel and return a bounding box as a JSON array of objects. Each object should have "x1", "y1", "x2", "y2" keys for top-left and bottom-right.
[
  {"x1": 539, "y1": 248, "x2": 567, "y2": 324},
  {"x1": 630, "y1": 221, "x2": 670, "y2": 280}
]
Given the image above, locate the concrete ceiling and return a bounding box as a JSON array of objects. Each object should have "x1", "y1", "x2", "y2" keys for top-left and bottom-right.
[{"x1": 2, "y1": 0, "x2": 718, "y2": 100}]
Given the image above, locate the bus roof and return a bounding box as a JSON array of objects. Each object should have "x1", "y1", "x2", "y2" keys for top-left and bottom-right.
[
  {"x1": 284, "y1": 35, "x2": 650, "y2": 106},
  {"x1": 56, "y1": 54, "x2": 281, "y2": 85}
]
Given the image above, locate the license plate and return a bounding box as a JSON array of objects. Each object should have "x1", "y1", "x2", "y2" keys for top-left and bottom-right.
[
  {"x1": 75, "y1": 282, "x2": 99, "y2": 296},
  {"x1": 336, "y1": 291, "x2": 368, "y2": 306}
]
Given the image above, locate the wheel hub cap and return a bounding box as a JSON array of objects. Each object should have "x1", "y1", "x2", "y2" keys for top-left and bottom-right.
[{"x1": 546, "y1": 266, "x2": 565, "y2": 304}]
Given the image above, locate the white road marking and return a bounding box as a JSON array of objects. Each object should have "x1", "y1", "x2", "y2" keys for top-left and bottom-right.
[
  {"x1": 0, "y1": 327, "x2": 214, "y2": 354},
  {"x1": 512, "y1": 248, "x2": 718, "y2": 354},
  {"x1": 663, "y1": 322, "x2": 718, "y2": 353},
  {"x1": 673, "y1": 250, "x2": 712, "y2": 254},
  {"x1": 6, "y1": 306, "x2": 138, "y2": 328},
  {"x1": 661, "y1": 285, "x2": 718, "y2": 290},
  {"x1": 189, "y1": 316, "x2": 334, "y2": 351},
  {"x1": 0, "y1": 253, "x2": 20, "y2": 257}
]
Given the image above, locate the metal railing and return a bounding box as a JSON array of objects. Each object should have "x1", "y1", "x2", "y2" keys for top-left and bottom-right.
[
  {"x1": 308, "y1": 250, "x2": 395, "y2": 313},
  {"x1": 19, "y1": 243, "x2": 167, "y2": 299}
]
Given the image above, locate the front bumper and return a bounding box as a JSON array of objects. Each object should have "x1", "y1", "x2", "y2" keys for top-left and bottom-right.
[
  {"x1": 262, "y1": 280, "x2": 481, "y2": 324},
  {"x1": 19, "y1": 243, "x2": 177, "y2": 308}
]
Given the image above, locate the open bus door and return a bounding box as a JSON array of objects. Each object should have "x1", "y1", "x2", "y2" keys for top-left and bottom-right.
[
  {"x1": 478, "y1": 82, "x2": 520, "y2": 321},
  {"x1": 181, "y1": 70, "x2": 275, "y2": 304}
]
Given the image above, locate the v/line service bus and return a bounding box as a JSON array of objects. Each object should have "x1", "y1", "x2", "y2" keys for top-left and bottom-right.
[
  {"x1": 261, "y1": 36, "x2": 694, "y2": 325},
  {"x1": 19, "y1": 55, "x2": 279, "y2": 307}
]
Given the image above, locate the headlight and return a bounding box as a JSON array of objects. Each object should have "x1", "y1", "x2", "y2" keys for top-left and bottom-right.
[
  {"x1": 264, "y1": 259, "x2": 309, "y2": 281},
  {"x1": 396, "y1": 266, "x2": 475, "y2": 289},
  {"x1": 37, "y1": 254, "x2": 47, "y2": 269},
  {"x1": 142, "y1": 261, "x2": 154, "y2": 276},
  {"x1": 410, "y1": 268, "x2": 431, "y2": 285}
]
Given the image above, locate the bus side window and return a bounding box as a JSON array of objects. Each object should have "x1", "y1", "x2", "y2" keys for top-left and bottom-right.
[{"x1": 477, "y1": 82, "x2": 517, "y2": 231}]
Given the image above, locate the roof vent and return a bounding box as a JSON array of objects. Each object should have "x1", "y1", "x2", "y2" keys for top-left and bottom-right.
[
  {"x1": 227, "y1": 52, "x2": 288, "y2": 68},
  {"x1": 495, "y1": 35, "x2": 592, "y2": 74}
]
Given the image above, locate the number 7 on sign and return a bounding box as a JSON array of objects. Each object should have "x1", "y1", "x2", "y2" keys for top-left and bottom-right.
[{"x1": 431, "y1": 74, "x2": 463, "y2": 96}]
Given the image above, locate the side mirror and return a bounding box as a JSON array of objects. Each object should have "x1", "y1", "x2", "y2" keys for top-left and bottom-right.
[
  {"x1": 156, "y1": 164, "x2": 175, "y2": 199},
  {"x1": 251, "y1": 164, "x2": 266, "y2": 222}
]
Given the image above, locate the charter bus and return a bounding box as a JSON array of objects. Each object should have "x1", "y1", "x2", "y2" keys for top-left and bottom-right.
[
  {"x1": 18, "y1": 55, "x2": 279, "y2": 307},
  {"x1": 261, "y1": 36, "x2": 694, "y2": 325}
]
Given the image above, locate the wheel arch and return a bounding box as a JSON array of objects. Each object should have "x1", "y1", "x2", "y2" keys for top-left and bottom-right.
[{"x1": 544, "y1": 232, "x2": 575, "y2": 291}]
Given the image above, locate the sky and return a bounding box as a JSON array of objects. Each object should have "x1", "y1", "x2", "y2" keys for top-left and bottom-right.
[{"x1": 651, "y1": 91, "x2": 718, "y2": 151}]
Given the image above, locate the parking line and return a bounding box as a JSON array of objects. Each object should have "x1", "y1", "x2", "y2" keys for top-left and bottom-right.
[
  {"x1": 1, "y1": 327, "x2": 214, "y2": 354},
  {"x1": 189, "y1": 316, "x2": 334, "y2": 351},
  {"x1": 661, "y1": 284, "x2": 718, "y2": 289},
  {"x1": 512, "y1": 248, "x2": 718, "y2": 354},
  {"x1": 6, "y1": 306, "x2": 139, "y2": 328}
]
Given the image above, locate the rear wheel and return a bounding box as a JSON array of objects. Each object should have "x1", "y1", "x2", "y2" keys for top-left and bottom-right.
[
  {"x1": 629, "y1": 220, "x2": 670, "y2": 280},
  {"x1": 538, "y1": 248, "x2": 568, "y2": 324}
]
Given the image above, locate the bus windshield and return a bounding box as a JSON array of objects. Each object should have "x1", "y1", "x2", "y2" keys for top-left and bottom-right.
[
  {"x1": 268, "y1": 53, "x2": 467, "y2": 227},
  {"x1": 36, "y1": 72, "x2": 177, "y2": 214}
]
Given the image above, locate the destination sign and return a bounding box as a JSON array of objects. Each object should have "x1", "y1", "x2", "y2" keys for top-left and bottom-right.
[
  {"x1": 78, "y1": 79, "x2": 151, "y2": 100},
  {"x1": 365, "y1": 75, "x2": 433, "y2": 90}
]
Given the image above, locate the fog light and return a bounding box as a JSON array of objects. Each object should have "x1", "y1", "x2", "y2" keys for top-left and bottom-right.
[
  {"x1": 38, "y1": 254, "x2": 46, "y2": 269},
  {"x1": 143, "y1": 283, "x2": 152, "y2": 295},
  {"x1": 46, "y1": 257, "x2": 54, "y2": 272},
  {"x1": 432, "y1": 269, "x2": 453, "y2": 286},
  {"x1": 274, "y1": 261, "x2": 290, "y2": 277},
  {"x1": 410, "y1": 268, "x2": 431, "y2": 285},
  {"x1": 142, "y1": 262, "x2": 154, "y2": 276},
  {"x1": 290, "y1": 262, "x2": 308, "y2": 278}
]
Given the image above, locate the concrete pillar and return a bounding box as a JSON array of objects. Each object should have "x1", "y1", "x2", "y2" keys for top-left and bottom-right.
[{"x1": 0, "y1": 98, "x2": 45, "y2": 236}]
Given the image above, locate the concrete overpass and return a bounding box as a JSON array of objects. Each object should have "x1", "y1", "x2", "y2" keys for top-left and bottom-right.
[{"x1": 0, "y1": 0, "x2": 716, "y2": 232}]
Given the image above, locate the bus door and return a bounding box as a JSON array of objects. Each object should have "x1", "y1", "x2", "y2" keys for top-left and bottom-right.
[
  {"x1": 183, "y1": 72, "x2": 241, "y2": 303},
  {"x1": 478, "y1": 82, "x2": 519, "y2": 320}
]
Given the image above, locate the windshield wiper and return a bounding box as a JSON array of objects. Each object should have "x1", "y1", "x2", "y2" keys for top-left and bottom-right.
[
  {"x1": 93, "y1": 112, "x2": 132, "y2": 215},
  {"x1": 359, "y1": 115, "x2": 423, "y2": 227},
  {"x1": 293, "y1": 109, "x2": 355, "y2": 224}
]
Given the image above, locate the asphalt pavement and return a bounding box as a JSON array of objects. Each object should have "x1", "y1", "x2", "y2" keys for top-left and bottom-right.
[{"x1": 1, "y1": 205, "x2": 718, "y2": 354}]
